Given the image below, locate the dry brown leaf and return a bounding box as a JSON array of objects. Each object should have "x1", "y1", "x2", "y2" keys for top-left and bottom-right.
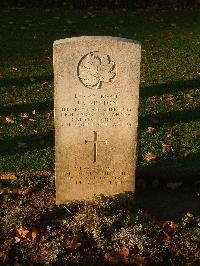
[
  {"x1": 15, "y1": 226, "x2": 32, "y2": 243},
  {"x1": 20, "y1": 112, "x2": 29, "y2": 118},
  {"x1": 31, "y1": 228, "x2": 38, "y2": 241},
  {"x1": 0, "y1": 240, "x2": 12, "y2": 262},
  {"x1": 162, "y1": 221, "x2": 178, "y2": 236},
  {"x1": 119, "y1": 246, "x2": 129, "y2": 263},
  {"x1": 5, "y1": 117, "x2": 15, "y2": 124},
  {"x1": 41, "y1": 81, "x2": 49, "y2": 86},
  {"x1": 0, "y1": 251, "x2": 8, "y2": 262},
  {"x1": 186, "y1": 94, "x2": 195, "y2": 104},
  {"x1": 144, "y1": 152, "x2": 157, "y2": 162},
  {"x1": 167, "y1": 128, "x2": 173, "y2": 138},
  {"x1": 14, "y1": 236, "x2": 21, "y2": 243},
  {"x1": 0, "y1": 188, "x2": 17, "y2": 194},
  {"x1": 162, "y1": 144, "x2": 174, "y2": 154},
  {"x1": 147, "y1": 127, "x2": 156, "y2": 133},
  {"x1": 0, "y1": 173, "x2": 17, "y2": 180},
  {"x1": 0, "y1": 187, "x2": 31, "y2": 195},
  {"x1": 27, "y1": 118, "x2": 35, "y2": 123},
  {"x1": 18, "y1": 188, "x2": 31, "y2": 196},
  {"x1": 17, "y1": 225, "x2": 30, "y2": 238},
  {"x1": 47, "y1": 111, "x2": 54, "y2": 119},
  {"x1": 65, "y1": 236, "x2": 82, "y2": 250},
  {"x1": 0, "y1": 251, "x2": 6, "y2": 259},
  {"x1": 161, "y1": 94, "x2": 176, "y2": 105}
]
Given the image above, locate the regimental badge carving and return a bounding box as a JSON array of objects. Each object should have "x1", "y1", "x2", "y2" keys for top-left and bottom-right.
[{"x1": 77, "y1": 51, "x2": 116, "y2": 90}]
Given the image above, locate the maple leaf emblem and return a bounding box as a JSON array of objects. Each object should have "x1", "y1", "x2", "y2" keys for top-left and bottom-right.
[{"x1": 78, "y1": 51, "x2": 116, "y2": 89}]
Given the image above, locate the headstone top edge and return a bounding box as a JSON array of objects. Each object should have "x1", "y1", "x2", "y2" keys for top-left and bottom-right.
[{"x1": 53, "y1": 36, "x2": 141, "y2": 46}]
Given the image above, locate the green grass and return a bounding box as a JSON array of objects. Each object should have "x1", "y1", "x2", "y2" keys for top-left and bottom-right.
[{"x1": 0, "y1": 8, "x2": 199, "y2": 181}]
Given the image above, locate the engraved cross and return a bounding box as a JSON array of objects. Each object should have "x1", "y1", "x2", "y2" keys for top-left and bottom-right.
[{"x1": 85, "y1": 131, "x2": 107, "y2": 163}]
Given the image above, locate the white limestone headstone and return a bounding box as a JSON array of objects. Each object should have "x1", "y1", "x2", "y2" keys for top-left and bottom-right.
[{"x1": 54, "y1": 36, "x2": 141, "y2": 204}]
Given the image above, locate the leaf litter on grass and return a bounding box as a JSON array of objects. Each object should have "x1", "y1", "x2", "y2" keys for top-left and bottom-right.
[{"x1": 0, "y1": 189, "x2": 200, "y2": 265}]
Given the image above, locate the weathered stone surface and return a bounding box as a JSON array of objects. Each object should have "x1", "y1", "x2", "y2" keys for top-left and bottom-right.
[{"x1": 54, "y1": 36, "x2": 141, "y2": 204}]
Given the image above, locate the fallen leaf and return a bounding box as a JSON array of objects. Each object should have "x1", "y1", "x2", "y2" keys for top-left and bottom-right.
[
  {"x1": 162, "y1": 221, "x2": 178, "y2": 236},
  {"x1": 27, "y1": 118, "x2": 35, "y2": 123},
  {"x1": 18, "y1": 188, "x2": 31, "y2": 196},
  {"x1": 167, "y1": 128, "x2": 173, "y2": 138},
  {"x1": 119, "y1": 247, "x2": 129, "y2": 263},
  {"x1": 15, "y1": 226, "x2": 32, "y2": 243},
  {"x1": 0, "y1": 187, "x2": 31, "y2": 195},
  {"x1": 0, "y1": 173, "x2": 17, "y2": 180},
  {"x1": 32, "y1": 109, "x2": 36, "y2": 115},
  {"x1": 193, "y1": 130, "x2": 200, "y2": 137},
  {"x1": 186, "y1": 94, "x2": 195, "y2": 104},
  {"x1": 15, "y1": 100, "x2": 24, "y2": 105},
  {"x1": 161, "y1": 94, "x2": 176, "y2": 105},
  {"x1": 14, "y1": 236, "x2": 21, "y2": 243},
  {"x1": 144, "y1": 152, "x2": 157, "y2": 162},
  {"x1": 0, "y1": 252, "x2": 6, "y2": 260},
  {"x1": 147, "y1": 127, "x2": 156, "y2": 133},
  {"x1": 5, "y1": 117, "x2": 15, "y2": 124},
  {"x1": 65, "y1": 236, "x2": 82, "y2": 250},
  {"x1": 20, "y1": 112, "x2": 29, "y2": 118},
  {"x1": 41, "y1": 81, "x2": 48, "y2": 86},
  {"x1": 47, "y1": 111, "x2": 54, "y2": 119},
  {"x1": 17, "y1": 225, "x2": 30, "y2": 238},
  {"x1": 162, "y1": 144, "x2": 174, "y2": 154},
  {"x1": 31, "y1": 228, "x2": 38, "y2": 241},
  {"x1": 0, "y1": 240, "x2": 13, "y2": 262}
]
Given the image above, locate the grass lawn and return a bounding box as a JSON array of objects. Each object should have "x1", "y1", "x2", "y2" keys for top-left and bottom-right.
[
  {"x1": 0, "y1": 7, "x2": 200, "y2": 265},
  {"x1": 0, "y1": 8, "x2": 199, "y2": 181}
]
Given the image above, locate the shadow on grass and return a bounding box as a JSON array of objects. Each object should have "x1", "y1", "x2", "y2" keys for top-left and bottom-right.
[
  {"x1": 0, "y1": 75, "x2": 53, "y2": 88},
  {"x1": 0, "y1": 131, "x2": 54, "y2": 156},
  {"x1": 0, "y1": 100, "x2": 53, "y2": 116},
  {"x1": 136, "y1": 153, "x2": 200, "y2": 182},
  {"x1": 140, "y1": 77, "x2": 200, "y2": 98},
  {"x1": 139, "y1": 105, "x2": 200, "y2": 127},
  {"x1": 136, "y1": 154, "x2": 200, "y2": 219},
  {"x1": 135, "y1": 188, "x2": 200, "y2": 220}
]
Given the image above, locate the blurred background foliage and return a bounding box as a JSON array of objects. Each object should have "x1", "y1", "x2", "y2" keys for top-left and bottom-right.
[{"x1": 0, "y1": 0, "x2": 200, "y2": 9}]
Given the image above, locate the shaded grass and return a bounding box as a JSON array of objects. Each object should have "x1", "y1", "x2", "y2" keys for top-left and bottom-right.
[{"x1": 0, "y1": 8, "x2": 200, "y2": 181}]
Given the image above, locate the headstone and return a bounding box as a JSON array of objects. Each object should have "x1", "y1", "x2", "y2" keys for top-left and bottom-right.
[{"x1": 54, "y1": 36, "x2": 141, "y2": 204}]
